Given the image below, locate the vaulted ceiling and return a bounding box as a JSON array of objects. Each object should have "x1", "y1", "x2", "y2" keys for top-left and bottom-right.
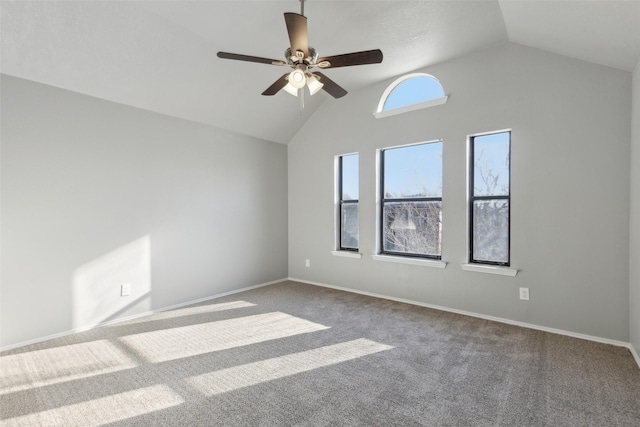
[{"x1": 2, "y1": 1, "x2": 639, "y2": 144}]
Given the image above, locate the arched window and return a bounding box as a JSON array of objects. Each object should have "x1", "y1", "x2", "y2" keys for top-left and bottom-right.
[{"x1": 374, "y1": 73, "x2": 447, "y2": 119}]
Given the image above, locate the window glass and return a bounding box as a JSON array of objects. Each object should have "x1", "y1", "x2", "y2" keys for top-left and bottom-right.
[
  {"x1": 383, "y1": 75, "x2": 445, "y2": 112},
  {"x1": 338, "y1": 154, "x2": 359, "y2": 251},
  {"x1": 383, "y1": 201, "x2": 442, "y2": 256},
  {"x1": 341, "y1": 203, "x2": 359, "y2": 250},
  {"x1": 473, "y1": 133, "x2": 510, "y2": 197},
  {"x1": 384, "y1": 143, "x2": 443, "y2": 198},
  {"x1": 472, "y1": 200, "x2": 509, "y2": 263},
  {"x1": 381, "y1": 141, "x2": 443, "y2": 259},
  {"x1": 469, "y1": 131, "x2": 511, "y2": 265},
  {"x1": 341, "y1": 154, "x2": 359, "y2": 200}
]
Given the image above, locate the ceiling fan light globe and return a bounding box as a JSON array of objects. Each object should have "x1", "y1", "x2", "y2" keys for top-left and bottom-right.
[
  {"x1": 289, "y1": 69, "x2": 306, "y2": 88},
  {"x1": 283, "y1": 82, "x2": 299, "y2": 97},
  {"x1": 307, "y1": 75, "x2": 324, "y2": 95}
]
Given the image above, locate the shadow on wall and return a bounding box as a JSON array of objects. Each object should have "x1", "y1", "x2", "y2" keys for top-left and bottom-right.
[{"x1": 72, "y1": 235, "x2": 152, "y2": 329}]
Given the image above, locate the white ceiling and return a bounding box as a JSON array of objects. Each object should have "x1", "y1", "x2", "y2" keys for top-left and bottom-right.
[{"x1": 2, "y1": 1, "x2": 639, "y2": 144}]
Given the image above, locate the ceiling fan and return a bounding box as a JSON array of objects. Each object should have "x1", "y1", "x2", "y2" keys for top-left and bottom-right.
[{"x1": 217, "y1": 0, "x2": 383, "y2": 99}]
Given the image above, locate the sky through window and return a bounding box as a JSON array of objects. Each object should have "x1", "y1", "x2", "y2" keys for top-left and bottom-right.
[{"x1": 383, "y1": 75, "x2": 445, "y2": 111}]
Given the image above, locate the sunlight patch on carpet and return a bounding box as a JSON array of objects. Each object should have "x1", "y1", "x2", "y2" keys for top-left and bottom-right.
[
  {"x1": 0, "y1": 340, "x2": 136, "y2": 395},
  {"x1": 1, "y1": 384, "x2": 184, "y2": 426},
  {"x1": 185, "y1": 338, "x2": 394, "y2": 396},
  {"x1": 119, "y1": 312, "x2": 329, "y2": 363}
]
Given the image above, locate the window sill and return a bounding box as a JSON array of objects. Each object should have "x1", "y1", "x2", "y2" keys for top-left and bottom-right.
[
  {"x1": 372, "y1": 255, "x2": 447, "y2": 269},
  {"x1": 373, "y1": 96, "x2": 448, "y2": 119},
  {"x1": 331, "y1": 251, "x2": 363, "y2": 259},
  {"x1": 460, "y1": 263, "x2": 518, "y2": 276}
]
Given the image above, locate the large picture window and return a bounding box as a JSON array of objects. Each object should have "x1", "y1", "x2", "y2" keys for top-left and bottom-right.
[
  {"x1": 338, "y1": 154, "x2": 359, "y2": 251},
  {"x1": 380, "y1": 141, "x2": 443, "y2": 259},
  {"x1": 469, "y1": 131, "x2": 511, "y2": 265}
]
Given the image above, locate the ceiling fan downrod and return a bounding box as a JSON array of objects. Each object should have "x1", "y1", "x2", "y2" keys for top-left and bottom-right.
[{"x1": 294, "y1": 0, "x2": 306, "y2": 114}]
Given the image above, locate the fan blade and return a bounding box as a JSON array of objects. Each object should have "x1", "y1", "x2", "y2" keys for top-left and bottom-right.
[
  {"x1": 316, "y1": 49, "x2": 383, "y2": 69},
  {"x1": 284, "y1": 13, "x2": 308, "y2": 58},
  {"x1": 262, "y1": 74, "x2": 290, "y2": 96},
  {"x1": 313, "y1": 72, "x2": 347, "y2": 99},
  {"x1": 217, "y1": 52, "x2": 286, "y2": 66}
]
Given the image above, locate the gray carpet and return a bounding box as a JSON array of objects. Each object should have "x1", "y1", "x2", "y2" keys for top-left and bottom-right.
[{"x1": 1, "y1": 280, "x2": 639, "y2": 426}]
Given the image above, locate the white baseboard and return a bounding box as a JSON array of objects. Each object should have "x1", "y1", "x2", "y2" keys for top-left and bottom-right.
[
  {"x1": 7, "y1": 276, "x2": 638, "y2": 371},
  {"x1": 289, "y1": 277, "x2": 635, "y2": 354},
  {"x1": 631, "y1": 343, "x2": 640, "y2": 369},
  {"x1": 0, "y1": 278, "x2": 285, "y2": 353}
]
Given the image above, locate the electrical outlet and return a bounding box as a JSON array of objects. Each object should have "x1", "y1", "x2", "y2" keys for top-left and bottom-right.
[
  {"x1": 121, "y1": 283, "x2": 131, "y2": 296},
  {"x1": 305, "y1": 259, "x2": 310, "y2": 268},
  {"x1": 519, "y1": 287, "x2": 529, "y2": 301}
]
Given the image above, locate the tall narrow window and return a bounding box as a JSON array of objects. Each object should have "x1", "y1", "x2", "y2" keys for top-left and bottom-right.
[
  {"x1": 469, "y1": 131, "x2": 511, "y2": 265},
  {"x1": 338, "y1": 154, "x2": 359, "y2": 251},
  {"x1": 380, "y1": 141, "x2": 443, "y2": 259}
]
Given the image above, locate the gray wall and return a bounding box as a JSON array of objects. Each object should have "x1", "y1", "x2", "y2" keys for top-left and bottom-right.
[
  {"x1": 288, "y1": 43, "x2": 632, "y2": 342},
  {"x1": 631, "y1": 58, "x2": 640, "y2": 356},
  {"x1": 1, "y1": 75, "x2": 288, "y2": 349}
]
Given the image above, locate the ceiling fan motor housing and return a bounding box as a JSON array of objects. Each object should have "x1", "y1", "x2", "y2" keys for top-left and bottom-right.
[{"x1": 285, "y1": 47, "x2": 318, "y2": 66}]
